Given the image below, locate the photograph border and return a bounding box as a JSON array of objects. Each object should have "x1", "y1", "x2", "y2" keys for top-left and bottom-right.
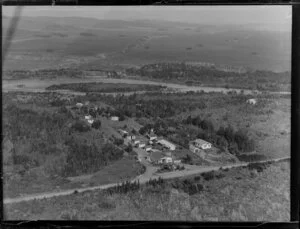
[{"x1": 0, "y1": 1, "x2": 299, "y2": 228}]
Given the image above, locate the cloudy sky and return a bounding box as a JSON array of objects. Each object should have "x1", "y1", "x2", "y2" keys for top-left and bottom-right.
[{"x1": 3, "y1": 5, "x2": 291, "y2": 30}]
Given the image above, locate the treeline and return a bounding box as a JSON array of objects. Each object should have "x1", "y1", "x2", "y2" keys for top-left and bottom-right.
[
  {"x1": 46, "y1": 83, "x2": 166, "y2": 93},
  {"x1": 126, "y1": 62, "x2": 290, "y2": 91},
  {"x1": 3, "y1": 68, "x2": 84, "y2": 80},
  {"x1": 183, "y1": 115, "x2": 255, "y2": 154},
  {"x1": 84, "y1": 93, "x2": 207, "y2": 119}
]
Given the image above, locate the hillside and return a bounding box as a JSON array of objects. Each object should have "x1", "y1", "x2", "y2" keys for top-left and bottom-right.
[{"x1": 4, "y1": 161, "x2": 290, "y2": 221}]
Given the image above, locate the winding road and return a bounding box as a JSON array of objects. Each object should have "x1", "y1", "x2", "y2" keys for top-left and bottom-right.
[{"x1": 4, "y1": 156, "x2": 290, "y2": 205}]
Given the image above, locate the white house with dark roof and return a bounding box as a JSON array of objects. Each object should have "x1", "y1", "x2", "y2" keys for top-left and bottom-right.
[{"x1": 193, "y1": 139, "x2": 212, "y2": 150}]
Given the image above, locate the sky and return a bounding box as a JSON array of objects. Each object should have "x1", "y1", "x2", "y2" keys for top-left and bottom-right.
[{"x1": 3, "y1": 5, "x2": 291, "y2": 28}]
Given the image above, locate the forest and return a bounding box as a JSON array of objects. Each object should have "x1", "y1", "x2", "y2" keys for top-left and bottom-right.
[
  {"x1": 3, "y1": 100, "x2": 125, "y2": 178},
  {"x1": 125, "y1": 62, "x2": 291, "y2": 91}
]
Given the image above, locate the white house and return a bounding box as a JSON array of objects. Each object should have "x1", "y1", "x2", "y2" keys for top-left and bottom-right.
[
  {"x1": 145, "y1": 146, "x2": 152, "y2": 152},
  {"x1": 138, "y1": 142, "x2": 146, "y2": 148},
  {"x1": 111, "y1": 116, "x2": 119, "y2": 121},
  {"x1": 247, "y1": 98, "x2": 257, "y2": 105},
  {"x1": 133, "y1": 139, "x2": 141, "y2": 146},
  {"x1": 158, "y1": 156, "x2": 173, "y2": 164},
  {"x1": 174, "y1": 159, "x2": 182, "y2": 164},
  {"x1": 157, "y1": 139, "x2": 176, "y2": 151},
  {"x1": 126, "y1": 134, "x2": 136, "y2": 141},
  {"x1": 194, "y1": 139, "x2": 212, "y2": 150},
  {"x1": 147, "y1": 130, "x2": 157, "y2": 141},
  {"x1": 76, "y1": 103, "x2": 83, "y2": 108},
  {"x1": 87, "y1": 119, "x2": 94, "y2": 124},
  {"x1": 85, "y1": 115, "x2": 92, "y2": 120}
]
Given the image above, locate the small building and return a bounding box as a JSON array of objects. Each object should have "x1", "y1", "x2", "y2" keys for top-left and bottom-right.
[
  {"x1": 87, "y1": 119, "x2": 94, "y2": 125},
  {"x1": 158, "y1": 156, "x2": 173, "y2": 164},
  {"x1": 138, "y1": 142, "x2": 146, "y2": 148},
  {"x1": 174, "y1": 159, "x2": 182, "y2": 164},
  {"x1": 157, "y1": 139, "x2": 176, "y2": 151},
  {"x1": 111, "y1": 116, "x2": 119, "y2": 121},
  {"x1": 147, "y1": 129, "x2": 157, "y2": 141},
  {"x1": 126, "y1": 134, "x2": 136, "y2": 141},
  {"x1": 85, "y1": 115, "x2": 92, "y2": 120},
  {"x1": 119, "y1": 129, "x2": 129, "y2": 137},
  {"x1": 247, "y1": 98, "x2": 257, "y2": 105},
  {"x1": 145, "y1": 146, "x2": 152, "y2": 152},
  {"x1": 189, "y1": 144, "x2": 202, "y2": 153},
  {"x1": 76, "y1": 103, "x2": 83, "y2": 108},
  {"x1": 194, "y1": 139, "x2": 212, "y2": 150}
]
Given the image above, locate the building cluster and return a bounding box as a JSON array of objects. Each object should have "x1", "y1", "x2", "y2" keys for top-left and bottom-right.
[
  {"x1": 189, "y1": 139, "x2": 212, "y2": 159},
  {"x1": 73, "y1": 101, "x2": 121, "y2": 125}
]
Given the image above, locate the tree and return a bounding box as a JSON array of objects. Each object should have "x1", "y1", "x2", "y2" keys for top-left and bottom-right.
[
  {"x1": 72, "y1": 120, "x2": 91, "y2": 132},
  {"x1": 91, "y1": 120, "x2": 101, "y2": 129}
]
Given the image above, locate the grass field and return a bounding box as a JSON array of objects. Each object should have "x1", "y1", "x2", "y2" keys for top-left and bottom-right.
[{"x1": 4, "y1": 161, "x2": 290, "y2": 221}]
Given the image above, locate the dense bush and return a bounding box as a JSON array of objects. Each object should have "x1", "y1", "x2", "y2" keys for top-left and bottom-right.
[
  {"x1": 72, "y1": 120, "x2": 91, "y2": 132},
  {"x1": 91, "y1": 120, "x2": 101, "y2": 129}
]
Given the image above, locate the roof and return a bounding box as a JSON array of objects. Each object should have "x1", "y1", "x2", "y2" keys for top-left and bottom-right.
[
  {"x1": 148, "y1": 132, "x2": 157, "y2": 138},
  {"x1": 150, "y1": 151, "x2": 164, "y2": 162},
  {"x1": 157, "y1": 139, "x2": 176, "y2": 147},
  {"x1": 194, "y1": 139, "x2": 211, "y2": 145}
]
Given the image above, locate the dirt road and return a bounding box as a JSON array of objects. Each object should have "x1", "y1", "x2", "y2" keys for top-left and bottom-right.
[{"x1": 3, "y1": 156, "x2": 289, "y2": 205}]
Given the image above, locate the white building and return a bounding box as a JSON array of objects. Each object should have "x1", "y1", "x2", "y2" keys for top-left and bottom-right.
[
  {"x1": 158, "y1": 156, "x2": 173, "y2": 164},
  {"x1": 145, "y1": 146, "x2": 152, "y2": 152},
  {"x1": 87, "y1": 119, "x2": 94, "y2": 124},
  {"x1": 85, "y1": 115, "x2": 92, "y2": 120},
  {"x1": 111, "y1": 116, "x2": 119, "y2": 121},
  {"x1": 157, "y1": 139, "x2": 176, "y2": 151},
  {"x1": 194, "y1": 139, "x2": 212, "y2": 150},
  {"x1": 76, "y1": 103, "x2": 83, "y2": 108},
  {"x1": 247, "y1": 98, "x2": 257, "y2": 105}
]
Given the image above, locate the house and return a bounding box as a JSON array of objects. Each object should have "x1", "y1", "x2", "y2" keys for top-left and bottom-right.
[
  {"x1": 87, "y1": 119, "x2": 94, "y2": 125},
  {"x1": 138, "y1": 142, "x2": 146, "y2": 148},
  {"x1": 119, "y1": 129, "x2": 129, "y2": 137},
  {"x1": 111, "y1": 116, "x2": 119, "y2": 121},
  {"x1": 157, "y1": 139, "x2": 176, "y2": 151},
  {"x1": 145, "y1": 145, "x2": 152, "y2": 152},
  {"x1": 158, "y1": 156, "x2": 173, "y2": 164},
  {"x1": 76, "y1": 103, "x2": 83, "y2": 108},
  {"x1": 126, "y1": 134, "x2": 136, "y2": 141},
  {"x1": 194, "y1": 139, "x2": 212, "y2": 150},
  {"x1": 247, "y1": 98, "x2": 257, "y2": 105},
  {"x1": 85, "y1": 115, "x2": 92, "y2": 120},
  {"x1": 147, "y1": 129, "x2": 157, "y2": 141},
  {"x1": 133, "y1": 139, "x2": 140, "y2": 146},
  {"x1": 189, "y1": 144, "x2": 202, "y2": 153}
]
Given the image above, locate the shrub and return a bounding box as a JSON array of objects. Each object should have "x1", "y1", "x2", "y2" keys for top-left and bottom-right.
[
  {"x1": 72, "y1": 120, "x2": 91, "y2": 132},
  {"x1": 201, "y1": 171, "x2": 215, "y2": 181},
  {"x1": 91, "y1": 120, "x2": 101, "y2": 129}
]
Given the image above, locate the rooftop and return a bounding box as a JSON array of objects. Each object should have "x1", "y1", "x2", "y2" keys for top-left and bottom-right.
[{"x1": 194, "y1": 139, "x2": 211, "y2": 145}]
